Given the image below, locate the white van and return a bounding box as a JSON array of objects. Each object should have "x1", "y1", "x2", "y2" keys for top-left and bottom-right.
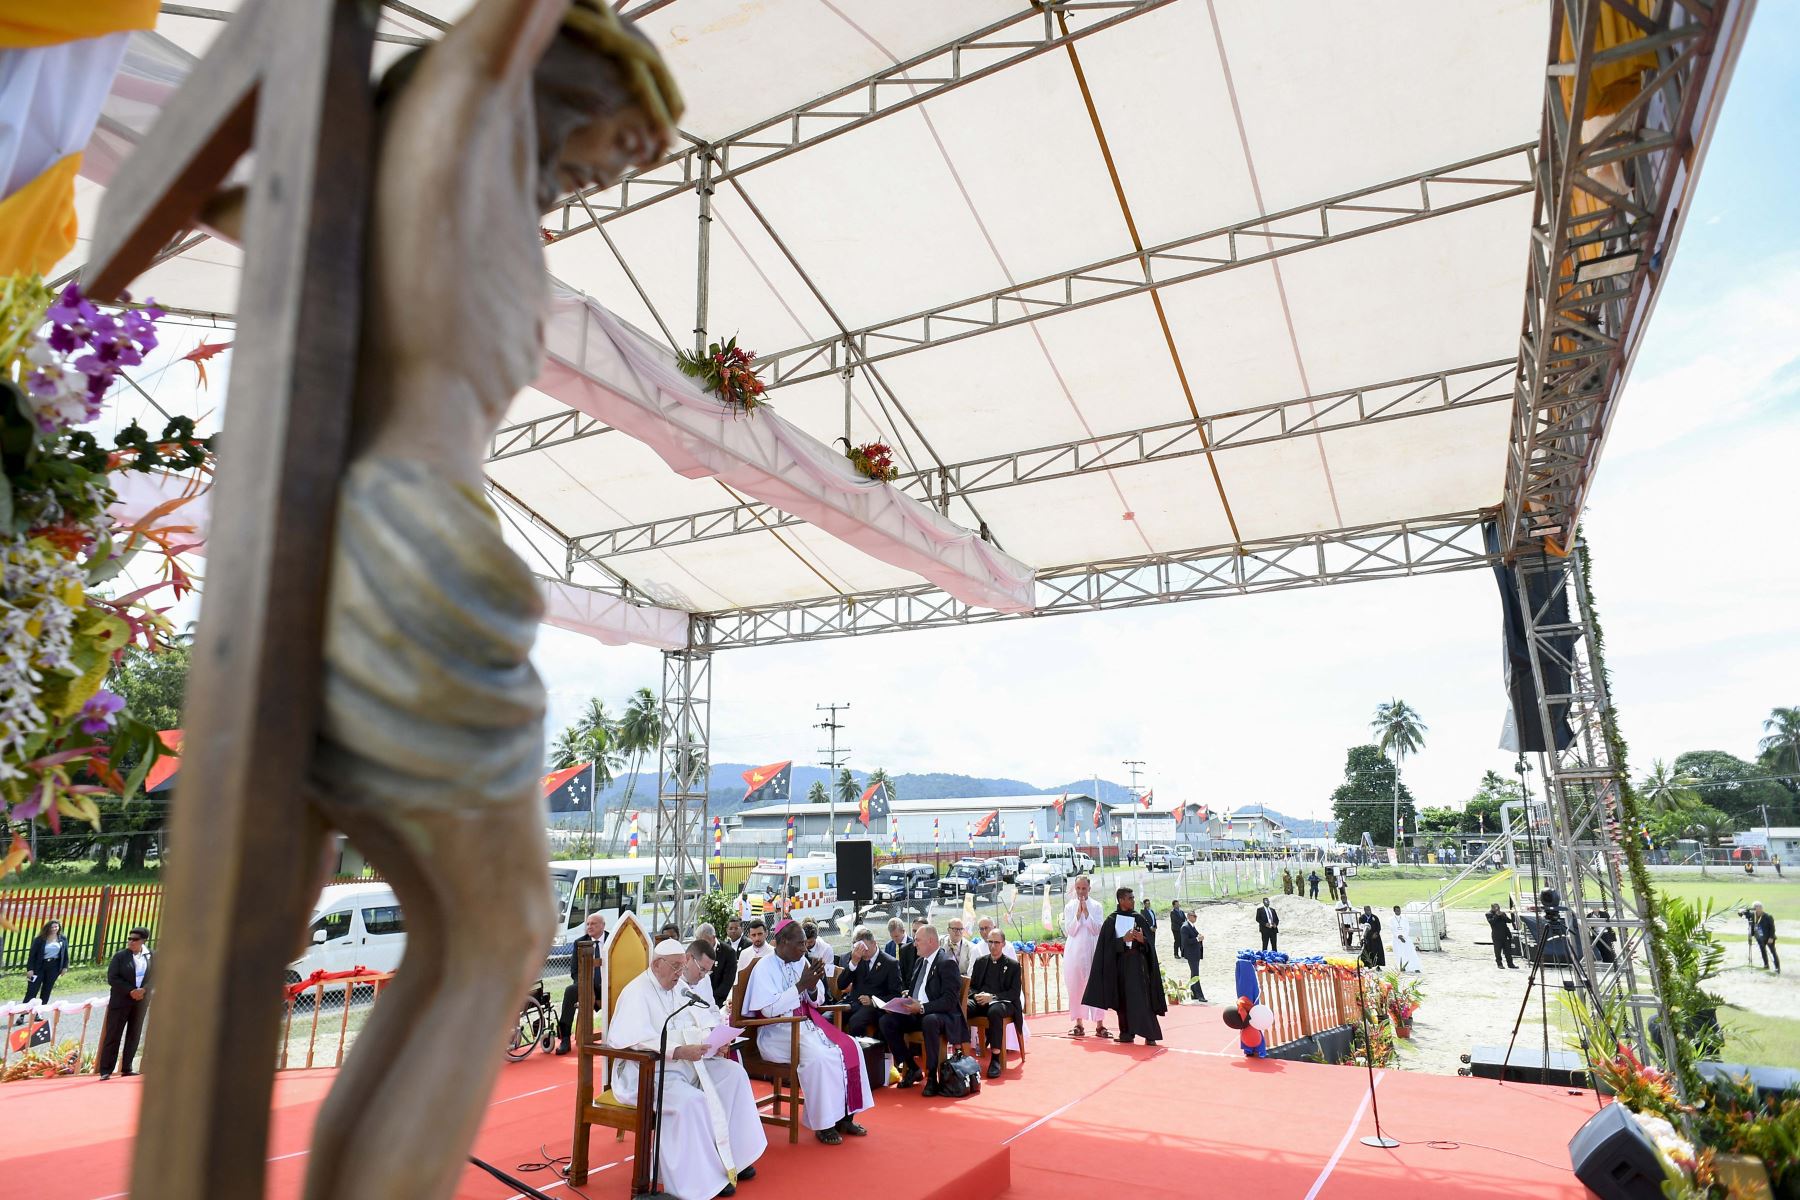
[
  {"x1": 1019, "y1": 842, "x2": 1081, "y2": 875},
  {"x1": 549, "y1": 856, "x2": 714, "y2": 939},
  {"x1": 739, "y1": 855, "x2": 855, "y2": 930},
  {"x1": 286, "y1": 883, "x2": 407, "y2": 983}
]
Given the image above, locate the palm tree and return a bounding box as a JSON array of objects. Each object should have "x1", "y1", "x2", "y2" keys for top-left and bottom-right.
[
  {"x1": 867, "y1": 768, "x2": 895, "y2": 799},
  {"x1": 605, "y1": 687, "x2": 663, "y2": 854},
  {"x1": 1640, "y1": 759, "x2": 1701, "y2": 819},
  {"x1": 1371, "y1": 699, "x2": 1427, "y2": 848},
  {"x1": 1759, "y1": 706, "x2": 1800, "y2": 777},
  {"x1": 835, "y1": 769, "x2": 860, "y2": 823},
  {"x1": 549, "y1": 726, "x2": 587, "y2": 771},
  {"x1": 1685, "y1": 806, "x2": 1734, "y2": 849},
  {"x1": 806, "y1": 781, "x2": 828, "y2": 806}
]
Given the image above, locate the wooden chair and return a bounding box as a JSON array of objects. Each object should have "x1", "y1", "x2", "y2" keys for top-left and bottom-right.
[
  {"x1": 570, "y1": 914, "x2": 654, "y2": 1190},
  {"x1": 730, "y1": 960, "x2": 807, "y2": 1143},
  {"x1": 967, "y1": 979, "x2": 1027, "y2": 1072},
  {"x1": 899, "y1": 976, "x2": 970, "y2": 1076}
]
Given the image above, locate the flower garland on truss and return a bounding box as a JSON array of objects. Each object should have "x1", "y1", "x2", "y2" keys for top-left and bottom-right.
[
  {"x1": 676, "y1": 335, "x2": 766, "y2": 411},
  {"x1": 1, "y1": 276, "x2": 213, "y2": 886},
  {"x1": 841, "y1": 439, "x2": 898, "y2": 483}
]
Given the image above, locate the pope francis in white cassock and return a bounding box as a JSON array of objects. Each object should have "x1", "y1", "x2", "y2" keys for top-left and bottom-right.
[
  {"x1": 606, "y1": 940, "x2": 766, "y2": 1198},
  {"x1": 742, "y1": 919, "x2": 874, "y2": 1143}
]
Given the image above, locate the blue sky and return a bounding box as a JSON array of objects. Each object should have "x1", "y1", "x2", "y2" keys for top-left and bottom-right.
[{"x1": 531, "y1": 7, "x2": 1800, "y2": 817}]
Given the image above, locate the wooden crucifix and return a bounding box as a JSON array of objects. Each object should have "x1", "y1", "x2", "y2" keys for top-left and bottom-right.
[{"x1": 82, "y1": 3, "x2": 682, "y2": 1197}]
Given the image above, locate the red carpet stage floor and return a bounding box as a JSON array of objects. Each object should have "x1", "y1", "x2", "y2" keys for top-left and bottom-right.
[{"x1": 0, "y1": 1006, "x2": 1600, "y2": 1200}]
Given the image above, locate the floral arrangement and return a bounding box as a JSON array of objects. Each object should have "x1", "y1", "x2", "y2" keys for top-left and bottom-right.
[
  {"x1": 1, "y1": 276, "x2": 212, "y2": 887},
  {"x1": 843, "y1": 440, "x2": 898, "y2": 483},
  {"x1": 1375, "y1": 970, "x2": 1424, "y2": 1037},
  {"x1": 0, "y1": 1037, "x2": 91, "y2": 1082},
  {"x1": 676, "y1": 335, "x2": 765, "y2": 411}
]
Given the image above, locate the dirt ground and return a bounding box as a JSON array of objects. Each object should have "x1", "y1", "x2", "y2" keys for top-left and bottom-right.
[{"x1": 1178, "y1": 893, "x2": 1797, "y2": 1076}]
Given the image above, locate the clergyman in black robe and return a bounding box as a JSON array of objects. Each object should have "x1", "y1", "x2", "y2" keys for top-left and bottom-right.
[{"x1": 1080, "y1": 886, "x2": 1167, "y2": 1045}]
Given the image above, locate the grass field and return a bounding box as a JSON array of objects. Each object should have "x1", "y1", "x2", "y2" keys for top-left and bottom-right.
[{"x1": 1720, "y1": 1009, "x2": 1800, "y2": 1069}]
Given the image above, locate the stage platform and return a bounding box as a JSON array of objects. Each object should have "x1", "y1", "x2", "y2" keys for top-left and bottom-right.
[{"x1": 0, "y1": 1006, "x2": 1600, "y2": 1199}]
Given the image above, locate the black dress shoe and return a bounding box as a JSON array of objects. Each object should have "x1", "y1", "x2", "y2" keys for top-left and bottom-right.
[
  {"x1": 736, "y1": 1166, "x2": 757, "y2": 1183},
  {"x1": 555, "y1": 1038, "x2": 571, "y2": 1056},
  {"x1": 98, "y1": 1073, "x2": 111, "y2": 1081},
  {"x1": 719, "y1": 1186, "x2": 736, "y2": 1197},
  {"x1": 920, "y1": 1082, "x2": 942, "y2": 1098},
  {"x1": 898, "y1": 1064, "x2": 922, "y2": 1089},
  {"x1": 121, "y1": 1070, "x2": 137, "y2": 1077},
  {"x1": 985, "y1": 1057, "x2": 1001, "y2": 1079}
]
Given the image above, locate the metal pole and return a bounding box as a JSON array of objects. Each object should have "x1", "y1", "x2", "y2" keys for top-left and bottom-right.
[
  {"x1": 816, "y1": 703, "x2": 849, "y2": 838},
  {"x1": 693, "y1": 154, "x2": 713, "y2": 355}
]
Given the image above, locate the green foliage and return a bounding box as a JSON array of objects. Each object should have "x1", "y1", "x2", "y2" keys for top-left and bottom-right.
[
  {"x1": 806, "y1": 781, "x2": 827, "y2": 805},
  {"x1": 696, "y1": 888, "x2": 734, "y2": 936},
  {"x1": 1417, "y1": 805, "x2": 1463, "y2": 836},
  {"x1": 1658, "y1": 894, "x2": 1727, "y2": 1058},
  {"x1": 1759, "y1": 706, "x2": 1800, "y2": 777},
  {"x1": 834, "y1": 768, "x2": 858, "y2": 811},
  {"x1": 1675, "y1": 750, "x2": 1795, "y2": 826},
  {"x1": 1330, "y1": 744, "x2": 1415, "y2": 848}
]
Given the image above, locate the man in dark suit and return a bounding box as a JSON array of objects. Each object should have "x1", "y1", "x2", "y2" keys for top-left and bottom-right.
[
  {"x1": 555, "y1": 911, "x2": 607, "y2": 1055},
  {"x1": 1178, "y1": 910, "x2": 1205, "y2": 1000},
  {"x1": 1168, "y1": 899, "x2": 1185, "y2": 957},
  {"x1": 878, "y1": 924, "x2": 966, "y2": 1096},
  {"x1": 1255, "y1": 897, "x2": 1279, "y2": 951},
  {"x1": 724, "y1": 916, "x2": 748, "y2": 954},
  {"x1": 836, "y1": 927, "x2": 901, "y2": 1038},
  {"x1": 1750, "y1": 902, "x2": 1780, "y2": 972},
  {"x1": 968, "y1": 930, "x2": 1022, "y2": 1078},
  {"x1": 97, "y1": 927, "x2": 152, "y2": 1079},
  {"x1": 700, "y1": 920, "x2": 739, "y2": 1007}
]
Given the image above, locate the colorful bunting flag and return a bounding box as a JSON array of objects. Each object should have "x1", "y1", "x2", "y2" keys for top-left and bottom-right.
[
  {"x1": 712, "y1": 816, "x2": 723, "y2": 866},
  {"x1": 784, "y1": 813, "x2": 794, "y2": 868},
  {"x1": 742, "y1": 761, "x2": 793, "y2": 804},
  {"x1": 628, "y1": 812, "x2": 640, "y2": 858}
]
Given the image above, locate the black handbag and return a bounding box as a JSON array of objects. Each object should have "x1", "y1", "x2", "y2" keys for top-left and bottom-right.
[{"x1": 936, "y1": 1051, "x2": 983, "y2": 1098}]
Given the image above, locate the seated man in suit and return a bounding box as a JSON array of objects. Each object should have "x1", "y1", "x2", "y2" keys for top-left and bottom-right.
[
  {"x1": 835, "y1": 926, "x2": 901, "y2": 1038},
  {"x1": 555, "y1": 911, "x2": 607, "y2": 1055},
  {"x1": 968, "y1": 930, "x2": 1023, "y2": 1078},
  {"x1": 881, "y1": 916, "x2": 910, "y2": 961},
  {"x1": 878, "y1": 924, "x2": 966, "y2": 1096}
]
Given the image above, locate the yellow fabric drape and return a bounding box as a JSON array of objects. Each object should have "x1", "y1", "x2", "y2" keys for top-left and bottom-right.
[
  {"x1": 0, "y1": 150, "x2": 81, "y2": 275},
  {"x1": 0, "y1": 1, "x2": 158, "y2": 49},
  {"x1": 1557, "y1": 1, "x2": 1659, "y2": 120}
]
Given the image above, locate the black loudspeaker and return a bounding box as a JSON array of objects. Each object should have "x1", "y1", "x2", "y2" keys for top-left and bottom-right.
[
  {"x1": 1461, "y1": 1044, "x2": 1591, "y2": 1087},
  {"x1": 1568, "y1": 1102, "x2": 1665, "y2": 1200},
  {"x1": 836, "y1": 840, "x2": 874, "y2": 905}
]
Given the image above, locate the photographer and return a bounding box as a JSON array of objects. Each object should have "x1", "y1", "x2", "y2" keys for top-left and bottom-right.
[{"x1": 1748, "y1": 902, "x2": 1780, "y2": 973}]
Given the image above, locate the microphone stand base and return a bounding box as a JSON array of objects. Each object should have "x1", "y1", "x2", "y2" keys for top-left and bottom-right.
[{"x1": 1359, "y1": 1135, "x2": 1401, "y2": 1148}]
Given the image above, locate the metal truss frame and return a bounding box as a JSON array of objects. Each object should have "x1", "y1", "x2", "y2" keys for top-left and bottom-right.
[
  {"x1": 693, "y1": 510, "x2": 1495, "y2": 650},
  {"x1": 558, "y1": 360, "x2": 1514, "y2": 560},
  {"x1": 543, "y1": 1, "x2": 1178, "y2": 241},
  {"x1": 652, "y1": 648, "x2": 711, "y2": 926},
  {"x1": 756, "y1": 144, "x2": 1533, "y2": 390},
  {"x1": 1514, "y1": 549, "x2": 1683, "y2": 1073},
  {"x1": 1501, "y1": 0, "x2": 1746, "y2": 553}
]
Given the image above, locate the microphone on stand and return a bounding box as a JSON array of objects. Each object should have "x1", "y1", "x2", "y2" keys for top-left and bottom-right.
[{"x1": 648, "y1": 991, "x2": 707, "y2": 1197}]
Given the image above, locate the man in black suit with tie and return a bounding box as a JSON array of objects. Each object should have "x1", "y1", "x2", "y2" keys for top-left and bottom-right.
[
  {"x1": 968, "y1": 929, "x2": 1022, "y2": 1078},
  {"x1": 1178, "y1": 910, "x2": 1206, "y2": 1001},
  {"x1": 1255, "y1": 897, "x2": 1279, "y2": 952},
  {"x1": 724, "y1": 916, "x2": 748, "y2": 954},
  {"x1": 97, "y1": 927, "x2": 152, "y2": 1079},
  {"x1": 555, "y1": 911, "x2": 607, "y2": 1055},
  {"x1": 878, "y1": 924, "x2": 966, "y2": 1096},
  {"x1": 836, "y1": 926, "x2": 902, "y2": 1038}
]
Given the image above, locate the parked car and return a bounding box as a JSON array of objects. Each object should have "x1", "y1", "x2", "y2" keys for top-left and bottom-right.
[
  {"x1": 937, "y1": 859, "x2": 1001, "y2": 902},
  {"x1": 1173, "y1": 845, "x2": 1196, "y2": 864},
  {"x1": 872, "y1": 863, "x2": 938, "y2": 908},
  {"x1": 1144, "y1": 846, "x2": 1175, "y2": 871},
  {"x1": 1073, "y1": 852, "x2": 1096, "y2": 874},
  {"x1": 992, "y1": 854, "x2": 1022, "y2": 882},
  {"x1": 1016, "y1": 862, "x2": 1067, "y2": 894}
]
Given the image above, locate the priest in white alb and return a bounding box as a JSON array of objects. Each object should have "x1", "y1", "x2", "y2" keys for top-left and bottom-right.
[
  {"x1": 605, "y1": 939, "x2": 767, "y2": 1198},
  {"x1": 1062, "y1": 875, "x2": 1109, "y2": 1039},
  {"x1": 741, "y1": 919, "x2": 874, "y2": 1144}
]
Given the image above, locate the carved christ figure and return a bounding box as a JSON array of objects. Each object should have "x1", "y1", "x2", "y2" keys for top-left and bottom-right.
[{"x1": 201, "y1": 4, "x2": 682, "y2": 1197}]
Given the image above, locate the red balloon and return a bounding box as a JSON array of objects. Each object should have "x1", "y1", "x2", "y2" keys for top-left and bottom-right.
[{"x1": 1240, "y1": 1027, "x2": 1263, "y2": 1048}]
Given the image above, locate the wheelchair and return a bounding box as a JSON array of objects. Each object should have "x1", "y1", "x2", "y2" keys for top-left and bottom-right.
[{"x1": 507, "y1": 979, "x2": 557, "y2": 1061}]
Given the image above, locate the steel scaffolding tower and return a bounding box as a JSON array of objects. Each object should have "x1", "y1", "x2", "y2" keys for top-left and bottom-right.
[{"x1": 653, "y1": 649, "x2": 711, "y2": 926}]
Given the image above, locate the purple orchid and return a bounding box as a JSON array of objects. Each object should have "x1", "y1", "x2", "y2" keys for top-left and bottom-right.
[{"x1": 78, "y1": 689, "x2": 126, "y2": 735}]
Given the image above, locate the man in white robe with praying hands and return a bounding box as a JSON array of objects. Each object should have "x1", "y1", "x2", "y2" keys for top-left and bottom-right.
[
  {"x1": 606, "y1": 940, "x2": 766, "y2": 1198},
  {"x1": 742, "y1": 918, "x2": 874, "y2": 1144}
]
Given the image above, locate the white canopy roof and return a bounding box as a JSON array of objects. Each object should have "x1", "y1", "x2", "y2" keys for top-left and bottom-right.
[{"x1": 60, "y1": 0, "x2": 1743, "y2": 647}]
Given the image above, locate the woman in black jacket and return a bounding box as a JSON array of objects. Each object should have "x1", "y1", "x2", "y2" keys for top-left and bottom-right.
[{"x1": 24, "y1": 919, "x2": 70, "y2": 1005}]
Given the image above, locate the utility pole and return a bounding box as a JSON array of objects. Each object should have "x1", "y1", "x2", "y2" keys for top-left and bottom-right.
[
  {"x1": 817, "y1": 703, "x2": 850, "y2": 841},
  {"x1": 1123, "y1": 760, "x2": 1144, "y2": 856}
]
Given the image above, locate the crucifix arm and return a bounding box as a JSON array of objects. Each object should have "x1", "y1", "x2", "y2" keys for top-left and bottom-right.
[{"x1": 461, "y1": 0, "x2": 571, "y2": 85}]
